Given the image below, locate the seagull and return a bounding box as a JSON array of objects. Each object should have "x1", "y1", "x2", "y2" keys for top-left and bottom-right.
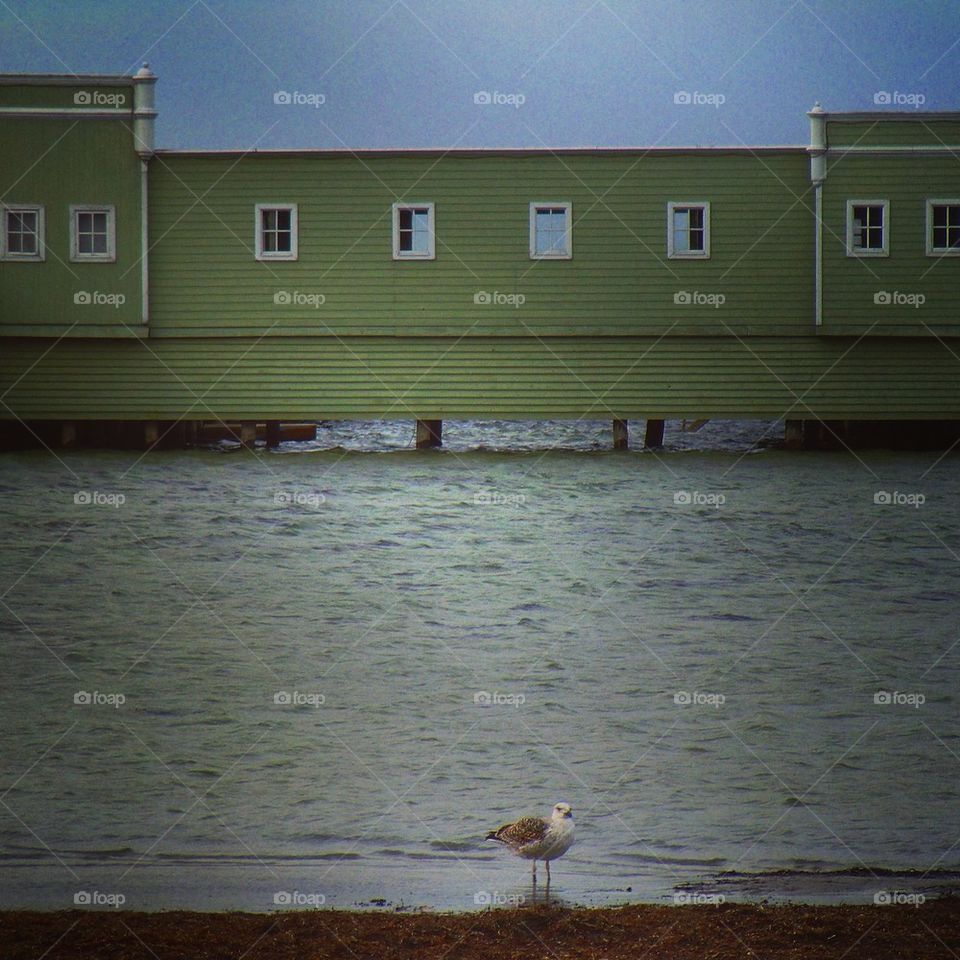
[{"x1": 486, "y1": 801, "x2": 575, "y2": 883}]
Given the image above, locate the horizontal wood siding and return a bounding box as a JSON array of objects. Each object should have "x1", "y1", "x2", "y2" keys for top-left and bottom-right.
[
  {"x1": 822, "y1": 155, "x2": 960, "y2": 334},
  {"x1": 147, "y1": 153, "x2": 814, "y2": 338},
  {"x1": 0, "y1": 118, "x2": 143, "y2": 334},
  {"x1": 3, "y1": 336, "x2": 959, "y2": 420},
  {"x1": 827, "y1": 120, "x2": 960, "y2": 147}
]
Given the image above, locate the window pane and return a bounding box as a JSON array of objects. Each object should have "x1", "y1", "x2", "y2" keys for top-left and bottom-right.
[
  {"x1": 79, "y1": 233, "x2": 93, "y2": 254},
  {"x1": 7, "y1": 227, "x2": 22, "y2": 253},
  {"x1": 852, "y1": 206, "x2": 883, "y2": 249},
  {"x1": 931, "y1": 205, "x2": 960, "y2": 250},
  {"x1": 672, "y1": 210, "x2": 689, "y2": 252},
  {"x1": 259, "y1": 208, "x2": 294, "y2": 254},
  {"x1": 93, "y1": 233, "x2": 107, "y2": 254},
  {"x1": 535, "y1": 207, "x2": 567, "y2": 255},
  {"x1": 397, "y1": 207, "x2": 430, "y2": 254},
  {"x1": 6, "y1": 210, "x2": 38, "y2": 254},
  {"x1": 535, "y1": 211, "x2": 552, "y2": 254}
]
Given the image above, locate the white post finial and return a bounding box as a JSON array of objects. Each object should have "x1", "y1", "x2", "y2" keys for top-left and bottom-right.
[
  {"x1": 807, "y1": 101, "x2": 827, "y2": 178},
  {"x1": 132, "y1": 63, "x2": 157, "y2": 156}
]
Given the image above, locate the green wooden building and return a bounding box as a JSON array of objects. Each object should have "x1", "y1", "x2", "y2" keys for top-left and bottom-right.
[{"x1": 1, "y1": 67, "x2": 958, "y2": 448}]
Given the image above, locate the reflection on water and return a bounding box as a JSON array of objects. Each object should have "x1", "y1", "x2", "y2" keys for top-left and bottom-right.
[{"x1": 0, "y1": 419, "x2": 958, "y2": 910}]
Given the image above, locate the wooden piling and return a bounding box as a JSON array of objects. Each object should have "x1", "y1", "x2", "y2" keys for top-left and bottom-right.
[
  {"x1": 265, "y1": 420, "x2": 281, "y2": 449},
  {"x1": 644, "y1": 418, "x2": 665, "y2": 448},
  {"x1": 784, "y1": 419, "x2": 804, "y2": 449},
  {"x1": 612, "y1": 419, "x2": 629, "y2": 450},
  {"x1": 60, "y1": 421, "x2": 76, "y2": 448},
  {"x1": 240, "y1": 421, "x2": 257, "y2": 448},
  {"x1": 415, "y1": 419, "x2": 443, "y2": 449},
  {"x1": 143, "y1": 420, "x2": 159, "y2": 449}
]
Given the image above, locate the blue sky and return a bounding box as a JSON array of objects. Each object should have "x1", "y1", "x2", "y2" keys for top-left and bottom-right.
[{"x1": 3, "y1": 0, "x2": 958, "y2": 149}]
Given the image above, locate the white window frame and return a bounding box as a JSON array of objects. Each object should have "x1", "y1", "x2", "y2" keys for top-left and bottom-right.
[
  {"x1": 392, "y1": 202, "x2": 435, "y2": 260},
  {"x1": 926, "y1": 198, "x2": 960, "y2": 257},
  {"x1": 667, "y1": 201, "x2": 711, "y2": 259},
  {"x1": 0, "y1": 203, "x2": 45, "y2": 261},
  {"x1": 529, "y1": 202, "x2": 572, "y2": 259},
  {"x1": 846, "y1": 199, "x2": 889, "y2": 257},
  {"x1": 255, "y1": 203, "x2": 298, "y2": 261},
  {"x1": 70, "y1": 204, "x2": 116, "y2": 262}
]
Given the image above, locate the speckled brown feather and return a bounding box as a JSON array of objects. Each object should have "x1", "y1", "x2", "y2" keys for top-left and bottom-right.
[{"x1": 486, "y1": 816, "x2": 548, "y2": 849}]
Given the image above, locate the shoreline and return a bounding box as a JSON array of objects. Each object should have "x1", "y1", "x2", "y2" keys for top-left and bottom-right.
[{"x1": 3, "y1": 899, "x2": 959, "y2": 959}]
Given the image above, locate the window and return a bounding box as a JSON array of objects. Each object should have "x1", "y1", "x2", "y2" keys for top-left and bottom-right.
[
  {"x1": 255, "y1": 204, "x2": 298, "y2": 260},
  {"x1": 667, "y1": 202, "x2": 710, "y2": 258},
  {"x1": 1, "y1": 204, "x2": 44, "y2": 261},
  {"x1": 392, "y1": 203, "x2": 435, "y2": 259},
  {"x1": 529, "y1": 203, "x2": 572, "y2": 259},
  {"x1": 927, "y1": 200, "x2": 960, "y2": 256},
  {"x1": 70, "y1": 205, "x2": 116, "y2": 261},
  {"x1": 846, "y1": 200, "x2": 888, "y2": 257}
]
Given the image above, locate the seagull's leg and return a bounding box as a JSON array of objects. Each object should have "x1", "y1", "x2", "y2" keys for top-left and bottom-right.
[
  {"x1": 546, "y1": 860, "x2": 551, "y2": 885},
  {"x1": 531, "y1": 860, "x2": 537, "y2": 884}
]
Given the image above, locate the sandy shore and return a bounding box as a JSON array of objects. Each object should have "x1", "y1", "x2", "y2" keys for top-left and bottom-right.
[{"x1": 3, "y1": 899, "x2": 959, "y2": 959}]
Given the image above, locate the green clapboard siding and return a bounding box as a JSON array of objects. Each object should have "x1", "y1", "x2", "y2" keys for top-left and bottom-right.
[
  {"x1": 827, "y1": 119, "x2": 960, "y2": 147},
  {"x1": 0, "y1": 82, "x2": 134, "y2": 110},
  {"x1": 147, "y1": 152, "x2": 814, "y2": 338},
  {"x1": 0, "y1": 117, "x2": 143, "y2": 334},
  {"x1": 2, "y1": 336, "x2": 959, "y2": 420},
  {"x1": 822, "y1": 155, "x2": 960, "y2": 334}
]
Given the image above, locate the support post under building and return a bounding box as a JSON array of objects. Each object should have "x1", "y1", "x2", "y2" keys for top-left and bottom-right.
[
  {"x1": 612, "y1": 419, "x2": 629, "y2": 450},
  {"x1": 644, "y1": 419, "x2": 665, "y2": 448}
]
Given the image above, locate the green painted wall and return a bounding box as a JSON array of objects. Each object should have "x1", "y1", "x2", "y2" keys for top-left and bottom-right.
[
  {"x1": 2, "y1": 80, "x2": 960, "y2": 424},
  {"x1": 2, "y1": 336, "x2": 959, "y2": 420},
  {"x1": 827, "y1": 119, "x2": 960, "y2": 147},
  {"x1": 0, "y1": 116, "x2": 143, "y2": 335},
  {"x1": 0, "y1": 81, "x2": 133, "y2": 110},
  {"x1": 147, "y1": 152, "x2": 814, "y2": 338},
  {"x1": 822, "y1": 155, "x2": 960, "y2": 334}
]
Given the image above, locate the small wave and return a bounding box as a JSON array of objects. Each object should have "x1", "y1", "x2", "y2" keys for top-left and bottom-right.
[
  {"x1": 427, "y1": 839, "x2": 478, "y2": 852},
  {"x1": 0, "y1": 846, "x2": 136, "y2": 860},
  {"x1": 609, "y1": 851, "x2": 729, "y2": 868},
  {"x1": 376, "y1": 848, "x2": 470, "y2": 861},
  {"x1": 153, "y1": 851, "x2": 364, "y2": 862},
  {"x1": 716, "y1": 866, "x2": 960, "y2": 880},
  {"x1": 691, "y1": 613, "x2": 758, "y2": 622}
]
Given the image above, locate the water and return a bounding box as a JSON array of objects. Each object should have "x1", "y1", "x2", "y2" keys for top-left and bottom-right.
[{"x1": 1, "y1": 419, "x2": 959, "y2": 912}]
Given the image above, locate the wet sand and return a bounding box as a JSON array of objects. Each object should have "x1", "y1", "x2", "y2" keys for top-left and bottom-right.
[{"x1": 3, "y1": 899, "x2": 959, "y2": 959}]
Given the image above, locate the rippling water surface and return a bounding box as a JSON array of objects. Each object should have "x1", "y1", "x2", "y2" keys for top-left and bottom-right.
[{"x1": 1, "y1": 419, "x2": 959, "y2": 911}]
